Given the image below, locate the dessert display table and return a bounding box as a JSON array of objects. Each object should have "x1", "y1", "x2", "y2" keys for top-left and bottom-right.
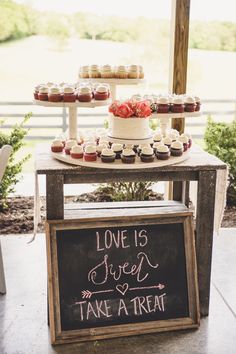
[{"x1": 35, "y1": 143, "x2": 227, "y2": 317}]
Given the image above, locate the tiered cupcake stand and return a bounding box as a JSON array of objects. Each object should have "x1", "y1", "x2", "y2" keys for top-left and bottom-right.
[{"x1": 34, "y1": 79, "x2": 201, "y2": 169}]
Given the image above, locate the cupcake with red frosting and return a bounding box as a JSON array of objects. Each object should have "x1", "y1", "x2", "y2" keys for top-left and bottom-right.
[
  {"x1": 84, "y1": 145, "x2": 97, "y2": 162},
  {"x1": 70, "y1": 145, "x2": 83, "y2": 159}
]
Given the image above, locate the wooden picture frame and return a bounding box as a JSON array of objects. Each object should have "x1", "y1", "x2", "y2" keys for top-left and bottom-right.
[{"x1": 46, "y1": 209, "x2": 199, "y2": 345}]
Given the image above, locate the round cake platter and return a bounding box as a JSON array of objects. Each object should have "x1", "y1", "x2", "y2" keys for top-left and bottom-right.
[
  {"x1": 77, "y1": 78, "x2": 147, "y2": 85},
  {"x1": 51, "y1": 150, "x2": 190, "y2": 170},
  {"x1": 107, "y1": 135, "x2": 153, "y2": 145}
]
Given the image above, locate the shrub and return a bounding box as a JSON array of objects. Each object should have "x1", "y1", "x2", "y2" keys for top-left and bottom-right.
[
  {"x1": 204, "y1": 117, "x2": 236, "y2": 205},
  {"x1": 0, "y1": 113, "x2": 31, "y2": 210}
]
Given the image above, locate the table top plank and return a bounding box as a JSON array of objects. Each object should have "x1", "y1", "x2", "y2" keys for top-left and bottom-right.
[{"x1": 35, "y1": 144, "x2": 226, "y2": 175}]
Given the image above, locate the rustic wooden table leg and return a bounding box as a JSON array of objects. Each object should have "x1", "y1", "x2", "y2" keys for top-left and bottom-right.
[
  {"x1": 196, "y1": 170, "x2": 216, "y2": 316},
  {"x1": 46, "y1": 174, "x2": 64, "y2": 326},
  {"x1": 46, "y1": 175, "x2": 64, "y2": 220}
]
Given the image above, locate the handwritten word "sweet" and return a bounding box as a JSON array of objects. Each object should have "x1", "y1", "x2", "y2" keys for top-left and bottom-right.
[{"x1": 88, "y1": 252, "x2": 158, "y2": 285}]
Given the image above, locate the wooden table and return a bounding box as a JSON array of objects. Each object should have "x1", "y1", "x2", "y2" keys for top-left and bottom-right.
[{"x1": 35, "y1": 144, "x2": 227, "y2": 317}]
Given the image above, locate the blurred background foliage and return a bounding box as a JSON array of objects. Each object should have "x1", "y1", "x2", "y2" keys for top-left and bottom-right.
[{"x1": 0, "y1": 0, "x2": 235, "y2": 51}]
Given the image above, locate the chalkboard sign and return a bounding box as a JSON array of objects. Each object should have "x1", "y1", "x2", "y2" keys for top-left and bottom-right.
[{"x1": 46, "y1": 209, "x2": 199, "y2": 344}]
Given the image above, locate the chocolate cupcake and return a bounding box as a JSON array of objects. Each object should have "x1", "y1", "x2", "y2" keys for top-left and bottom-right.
[
  {"x1": 170, "y1": 141, "x2": 183, "y2": 157},
  {"x1": 111, "y1": 143, "x2": 123, "y2": 159},
  {"x1": 137, "y1": 144, "x2": 150, "y2": 156},
  {"x1": 121, "y1": 148, "x2": 136, "y2": 164},
  {"x1": 101, "y1": 148, "x2": 116, "y2": 163},
  {"x1": 153, "y1": 141, "x2": 164, "y2": 154},
  {"x1": 179, "y1": 134, "x2": 189, "y2": 151},
  {"x1": 140, "y1": 146, "x2": 155, "y2": 163},
  {"x1": 153, "y1": 132, "x2": 163, "y2": 145},
  {"x1": 184, "y1": 96, "x2": 196, "y2": 112},
  {"x1": 156, "y1": 144, "x2": 170, "y2": 160},
  {"x1": 96, "y1": 143, "x2": 108, "y2": 157},
  {"x1": 163, "y1": 136, "x2": 172, "y2": 148}
]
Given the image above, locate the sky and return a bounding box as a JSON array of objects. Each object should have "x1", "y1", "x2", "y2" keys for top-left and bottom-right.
[{"x1": 17, "y1": 0, "x2": 236, "y2": 22}]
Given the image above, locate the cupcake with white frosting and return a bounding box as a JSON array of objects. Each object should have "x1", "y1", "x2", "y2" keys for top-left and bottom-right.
[
  {"x1": 163, "y1": 136, "x2": 172, "y2": 148},
  {"x1": 156, "y1": 144, "x2": 170, "y2": 160},
  {"x1": 63, "y1": 86, "x2": 76, "y2": 102},
  {"x1": 89, "y1": 64, "x2": 101, "y2": 78},
  {"x1": 70, "y1": 145, "x2": 83, "y2": 159},
  {"x1": 79, "y1": 65, "x2": 89, "y2": 79},
  {"x1": 48, "y1": 86, "x2": 62, "y2": 102},
  {"x1": 140, "y1": 146, "x2": 155, "y2": 163},
  {"x1": 65, "y1": 139, "x2": 77, "y2": 155},
  {"x1": 184, "y1": 96, "x2": 196, "y2": 112},
  {"x1": 156, "y1": 96, "x2": 170, "y2": 113},
  {"x1": 179, "y1": 134, "x2": 189, "y2": 151},
  {"x1": 101, "y1": 64, "x2": 114, "y2": 78},
  {"x1": 111, "y1": 143, "x2": 123, "y2": 159},
  {"x1": 127, "y1": 65, "x2": 139, "y2": 79},
  {"x1": 94, "y1": 85, "x2": 109, "y2": 100},
  {"x1": 101, "y1": 148, "x2": 116, "y2": 163},
  {"x1": 51, "y1": 139, "x2": 64, "y2": 153},
  {"x1": 139, "y1": 65, "x2": 144, "y2": 79},
  {"x1": 170, "y1": 141, "x2": 183, "y2": 156},
  {"x1": 84, "y1": 144, "x2": 97, "y2": 161},
  {"x1": 77, "y1": 86, "x2": 93, "y2": 102},
  {"x1": 115, "y1": 65, "x2": 128, "y2": 79},
  {"x1": 38, "y1": 86, "x2": 49, "y2": 101},
  {"x1": 96, "y1": 143, "x2": 108, "y2": 157},
  {"x1": 121, "y1": 148, "x2": 136, "y2": 164}
]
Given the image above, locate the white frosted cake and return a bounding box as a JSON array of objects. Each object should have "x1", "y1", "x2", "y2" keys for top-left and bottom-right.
[{"x1": 108, "y1": 114, "x2": 151, "y2": 141}]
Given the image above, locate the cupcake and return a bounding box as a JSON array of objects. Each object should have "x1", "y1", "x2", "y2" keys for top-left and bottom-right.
[
  {"x1": 156, "y1": 96, "x2": 170, "y2": 113},
  {"x1": 194, "y1": 96, "x2": 201, "y2": 111},
  {"x1": 65, "y1": 140, "x2": 76, "y2": 155},
  {"x1": 139, "y1": 65, "x2": 144, "y2": 79},
  {"x1": 89, "y1": 65, "x2": 101, "y2": 78},
  {"x1": 127, "y1": 65, "x2": 139, "y2": 79},
  {"x1": 179, "y1": 134, "x2": 189, "y2": 151},
  {"x1": 101, "y1": 64, "x2": 114, "y2": 78},
  {"x1": 94, "y1": 85, "x2": 109, "y2": 100},
  {"x1": 79, "y1": 65, "x2": 89, "y2": 79},
  {"x1": 111, "y1": 143, "x2": 123, "y2": 159},
  {"x1": 34, "y1": 84, "x2": 42, "y2": 100},
  {"x1": 51, "y1": 139, "x2": 64, "y2": 153},
  {"x1": 170, "y1": 140, "x2": 183, "y2": 156},
  {"x1": 168, "y1": 132, "x2": 178, "y2": 142},
  {"x1": 48, "y1": 86, "x2": 62, "y2": 102},
  {"x1": 77, "y1": 86, "x2": 93, "y2": 102},
  {"x1": 137, "y1": 144, "x2": 149, "y2": 156},
  {"x1": 184, "y1": 96, "x2": 196, "y2": 112},
  {"x1": 96, "y1": 143, "x2": 108, "y2": 157},
  {"x1": 84, "y1": 145, "x2": 97, "y2": 162},
  {"x1": 163, "y1": 136, "x2": 172, "y2": 148},
  {"x1": 153, "y1": 132, "x2": 163, "y2": 144},
  {"x1": 63, "y1": 86, "x2": 76, "y2": 102},
  {"x1": 38, "y1": 86, "x2": 49, "y2": 101},
  {"x1": 115, "y1": 65, "x2": 128, "y2": 79},
  {"x1": 101, "y1": 148, "x2": 116, "y2": 163},
  {"x1": 140, "y1": 146, "x2": 155, "y2": 163},
  {"x1": 70, "y1": 145, "x2": 83, "y2": 159},
  {"x1": 186, "y1": 133, "x2": 192, "y2": 148},
  {"x1": 121, "y1": 148, "x2": 136, "y2": 164},
  {"x1": 171, "y1": 97, "x2": 184, "y2": 113},
  {"x1": 153, "y1": 141, "x2": 164, "y2": 154},
  {"x1": 156, "y1": 145, "x2": 170, "y2": 160},
  {"x1": 46, "y1": 82, "x2": 54, "y2": 88}
]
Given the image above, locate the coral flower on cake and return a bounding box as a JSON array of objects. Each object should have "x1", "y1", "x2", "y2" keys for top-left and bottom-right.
[
  {"x1": 116, "y1": 102, "x2": 134, "y2": 118},
  {"x1": 135, "y1": 101, "x2": 151, "y2": 118}
]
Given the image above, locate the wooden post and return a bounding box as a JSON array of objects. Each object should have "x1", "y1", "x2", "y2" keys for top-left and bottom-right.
[
  {"x1": 196, "y1": 170, "x2": 216, "y2": 316},
  {"x1": 46, "y1": 174, "x2": 64, "y2": 220},
  {"x1": 169, "y1": 0, "x2": 191, "y2": 134},
  {"x1": 169, "y1": 0, "x2": 191, "y2": 201}
]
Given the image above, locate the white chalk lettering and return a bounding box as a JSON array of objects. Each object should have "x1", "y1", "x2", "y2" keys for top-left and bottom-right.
[
  {"x1": 118, "y1": 299, "x2": 129, "y2": 316},
  {"x1": 134, "y1": 229, "x2": 148, "y2": 247},
  {"x1": 130, "y1": 294, "x2": 166, "y2": 315}
]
